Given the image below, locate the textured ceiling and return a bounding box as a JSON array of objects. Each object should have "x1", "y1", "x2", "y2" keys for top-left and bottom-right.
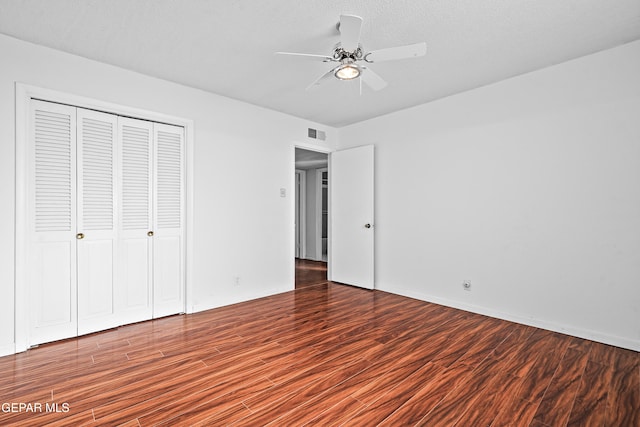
[{"x1": 1, "y1": 0, "x2": 639, "y2": 127}]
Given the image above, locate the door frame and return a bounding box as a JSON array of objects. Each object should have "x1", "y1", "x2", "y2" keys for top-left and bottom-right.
[
  {"x1": 315, "y1": 167, "x2": 328, "y2": 262},
  {"x1": 14, "y1": 83, "x2": 194, "y2": 354},
  {"x1": 294, "y1": 169, "x2": 307, "y2": 259},
  {"x1": 293, "y1": 145, "x2": 330, "y2": 277}
]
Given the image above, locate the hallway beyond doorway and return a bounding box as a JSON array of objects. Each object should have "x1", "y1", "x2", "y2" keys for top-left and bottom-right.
[{"x1": 295, "y1": 259, "x2": 327, "y2": 288}]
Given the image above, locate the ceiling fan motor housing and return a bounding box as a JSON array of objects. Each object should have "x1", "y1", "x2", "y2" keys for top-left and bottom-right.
[{"x1": 333, "y1": 43, "x2": 364, "y2": 62}]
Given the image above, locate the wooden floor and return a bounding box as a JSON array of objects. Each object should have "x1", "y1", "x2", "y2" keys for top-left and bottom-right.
[
  {"x1": 1, "y1": 265, "x2": 638, "y2": 426},
  {"x1": 295, "y1": 258, "x2": 327, "y2": 288}
]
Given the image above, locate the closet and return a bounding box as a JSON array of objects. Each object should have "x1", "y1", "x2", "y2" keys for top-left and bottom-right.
[{"x1": 27, "y1": 100, "x2": 185, "y2": 346}]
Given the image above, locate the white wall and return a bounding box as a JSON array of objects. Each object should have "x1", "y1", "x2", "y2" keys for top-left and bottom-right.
[
  {"x1": 339, "y1": 41, "x2": 640, "y2": 351},
  {"x1": 2, "y1": 32, "x2": 638, "y2": 355},
  {"x1": 0, "y1": 34, "x2": 336, "y2": 356}
]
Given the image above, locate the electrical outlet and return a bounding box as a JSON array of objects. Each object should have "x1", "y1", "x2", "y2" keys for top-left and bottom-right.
[
  {"x1": 234, "y1": 276, "x2": 240, "y2": 286},
  {"x1": 463, "y1": 280, "x2": 471, "y2": 291}
]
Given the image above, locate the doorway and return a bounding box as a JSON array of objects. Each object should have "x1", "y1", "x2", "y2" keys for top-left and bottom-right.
[{"x1": 294, "y1": 148, "x2": 329, "y2": 287}]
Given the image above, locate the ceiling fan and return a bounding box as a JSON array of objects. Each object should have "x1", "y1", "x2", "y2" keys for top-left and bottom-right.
[{"x1": 276, "y1": 14, "x2": 427, "y2": 92}]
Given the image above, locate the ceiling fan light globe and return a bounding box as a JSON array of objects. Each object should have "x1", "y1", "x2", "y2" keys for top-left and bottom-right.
[{"x1": 335, "y1": 64, "x2": 361, "y2": 80}]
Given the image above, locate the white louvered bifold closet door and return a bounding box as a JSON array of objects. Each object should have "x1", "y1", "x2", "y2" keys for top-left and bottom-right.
[
  {"x1": 26, "y1": 100, "x2": 186, "y2": 346},
  {"x1": 76, "y1": 109, "x2": 119, "y2": 335},
  {"x1": 28, "y1": 100, "x2": 78, "y2": 346},
  {"x1": 152, "y1": 123, "x2": 185, "y2": 318},
  {"x1": 117, "y1": 117, "x2": 153, "y2": 324}
]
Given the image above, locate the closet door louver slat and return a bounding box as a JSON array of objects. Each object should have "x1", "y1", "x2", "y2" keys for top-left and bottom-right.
[
  {"x1": 34, "y1": 109, "x2": 73, "y2": 233},
  {"x1": 79, "y1": 117, "x2": 114, "y2": 231},
  {"x1": 122, "y1": 124, "x2": 151, "y2": 231},
  {"x1": 156, "y1": 130, "x2": 182, "y2": 230}
]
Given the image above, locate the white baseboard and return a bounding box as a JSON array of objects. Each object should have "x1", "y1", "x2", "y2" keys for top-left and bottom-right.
[
  {"x1": 381, "y1": 284, "x2": 640, "y2": 352},
  {"x1": 0, "y1": 343, "x2": 16, "y2": 357},
  {"x1": 190, "y1": 285, "x2": 293, "y2": 314}
]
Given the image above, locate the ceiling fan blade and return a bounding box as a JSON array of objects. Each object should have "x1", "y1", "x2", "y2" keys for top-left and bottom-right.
[
  {"x1": 306, "y1": 67, "x2": 337, "y2": 90},
  {"x1": 360, "y1": 67, "x2": 387, "y2": 91},
  {"x1": 365, "y1": 42, "x2": 426, "y2": 63},
  {"x1": 276, "y1": 52, "x2": 334, "y2": 62},
  {"x1": 338, "y1": 14, "x2": 363, "y2": 51}
]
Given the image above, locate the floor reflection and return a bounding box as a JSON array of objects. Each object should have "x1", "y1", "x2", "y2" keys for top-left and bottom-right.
[{"x1": 295, "y1": 258, "x2": 327, "y2": 288}]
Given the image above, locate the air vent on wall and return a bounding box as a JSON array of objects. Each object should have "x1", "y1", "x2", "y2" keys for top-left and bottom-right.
[{"x1": 308, "y1": 128, "x2": 326, "y2": 141}]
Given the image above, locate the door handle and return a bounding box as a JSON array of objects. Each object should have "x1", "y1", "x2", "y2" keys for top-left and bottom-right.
[
  {"x1": 364, "y1": 224, "x2": 372, "y2": 229},
  {"x1": 76, "y1": 233, "x2": 84, "y2": 239},
  {"x1": 147, "y1": 231, "x2": 154, "y2": 237}
]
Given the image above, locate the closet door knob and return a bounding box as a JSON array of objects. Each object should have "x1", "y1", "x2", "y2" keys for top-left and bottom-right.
[
  {"x1": 147, "y1": 231, "x2": 154, "y2": 237},
  {"x1": 76, "y1": 233, "x2": 84, "y2": 239},
  {"x1": 364, "y1": 224, "x2": 372, "y2": 229}
]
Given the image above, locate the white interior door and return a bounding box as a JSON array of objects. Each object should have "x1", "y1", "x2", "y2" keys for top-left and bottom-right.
[
  {"x1": 117, "y1": 117, "x2": 154, "y2": 324},
  {"x1": 329, "y1": 145, "x2": 375, "y2": 289},
  {"x1": 28, "y1": 100, "x2": 78, "y2": 345},
  {"x1": 76, "y1": 109, "x2": 118, "y2": 335},
  {"x1": 152, "y1": 123, "x2": 185, "y2": 318}
]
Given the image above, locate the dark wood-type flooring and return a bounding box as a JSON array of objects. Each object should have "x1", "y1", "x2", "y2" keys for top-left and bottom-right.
[
  {"x1": 1, "y1": 263, "x2": 638, "y2": 426},
  {"x1": 295, "y1": 258, "x2": 327, "y2": 288}
]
